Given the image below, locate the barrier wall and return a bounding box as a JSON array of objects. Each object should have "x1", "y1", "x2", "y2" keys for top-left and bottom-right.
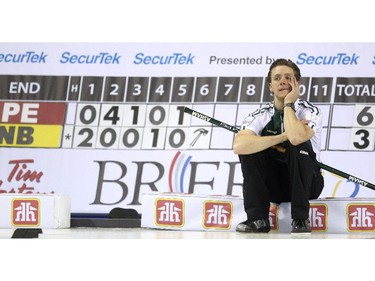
[
  {"x1": 0, "y1": 194, "x2": 70, "y2": 229},
  {"x1": 141, "y1": 192, "x2": 375, "y2": 234}
]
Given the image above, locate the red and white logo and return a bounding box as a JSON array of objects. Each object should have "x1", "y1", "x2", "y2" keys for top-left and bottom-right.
[
  {"x1": 203, "y1": 201, "x2": 232, "y2": 229},
  {"x1": 269, "y1": 204, "x2": 278, "y2": 230},
  {"x1": 309, "y1": 204, "x2": 328, "y2": 232},
  {"x1": 347, "y1": 204, "x2": 375, "y2": 232},
  {"x1": 12, "y1": 198, "x2": 40, "y2": 226},
  {"x1": 155, "y1": 198, "x2": 184, "y2": 227}
]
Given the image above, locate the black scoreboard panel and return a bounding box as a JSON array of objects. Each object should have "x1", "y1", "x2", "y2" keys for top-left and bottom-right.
[{"x1": 0, "y1": 75, "x2": 374, "y2": 151}]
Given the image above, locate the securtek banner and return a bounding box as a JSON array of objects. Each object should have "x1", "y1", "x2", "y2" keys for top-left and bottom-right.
[{"x1": 0, "y1": 42, "x2": 374, "y2": 213}]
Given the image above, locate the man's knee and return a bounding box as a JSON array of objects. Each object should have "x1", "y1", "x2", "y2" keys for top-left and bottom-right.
[
  {"x1": 286, "y1": 142, "x2": 315, "y2": 160},
  {"x1": 310, "y1": 168, "x2": 324, "y2": 199},
  {"x1": 239, "y1": 151, "x2": 266, "y2": 165}
]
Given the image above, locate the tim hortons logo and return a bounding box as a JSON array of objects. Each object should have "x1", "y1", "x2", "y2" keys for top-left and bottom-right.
[
  {"x1": 309, "y1": 204, "x2": 328, "y2": 232},
  {"x1": 203, "y1": 201, "x2": 232, "y2": 230},
  {"x1": 347, "y1": 204, "x2": 375, "y2": 232},
  {"x1": 12, "y1": 198, "x2": 40, "y2": 226},
  {"x1": 155, "y1": 198, "x2": 184, "y2": 227}
]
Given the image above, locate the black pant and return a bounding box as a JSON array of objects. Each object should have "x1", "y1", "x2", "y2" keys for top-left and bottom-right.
[{"x1": 239, "y1": 141, "x2": 324, "y2": 221}]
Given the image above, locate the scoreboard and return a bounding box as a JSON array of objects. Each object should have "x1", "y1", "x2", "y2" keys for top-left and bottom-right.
[{"x1": 0, "y1": 75, "x2": 374, "y2": 152}]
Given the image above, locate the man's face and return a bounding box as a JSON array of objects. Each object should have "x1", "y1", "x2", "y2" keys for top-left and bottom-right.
[{"x1": 268, "y1": 65, "x2": 296, "y2": 99}]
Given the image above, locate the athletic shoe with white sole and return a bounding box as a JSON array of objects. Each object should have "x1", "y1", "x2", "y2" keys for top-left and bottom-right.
[{"x1": 236, "y1": 219, "x2": 271, "y2": 233}]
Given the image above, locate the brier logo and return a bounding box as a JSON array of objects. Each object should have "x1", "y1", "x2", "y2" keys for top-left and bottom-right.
[
  {"x1": 155, "y1": 198, "x2": 184, "y2": 227},
  {"x1": 203, "y1": 201, "x2": 232, "y2": 230},
  {"x1": 12, "y1": 198, "x2": 40, "y2": 226}
]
